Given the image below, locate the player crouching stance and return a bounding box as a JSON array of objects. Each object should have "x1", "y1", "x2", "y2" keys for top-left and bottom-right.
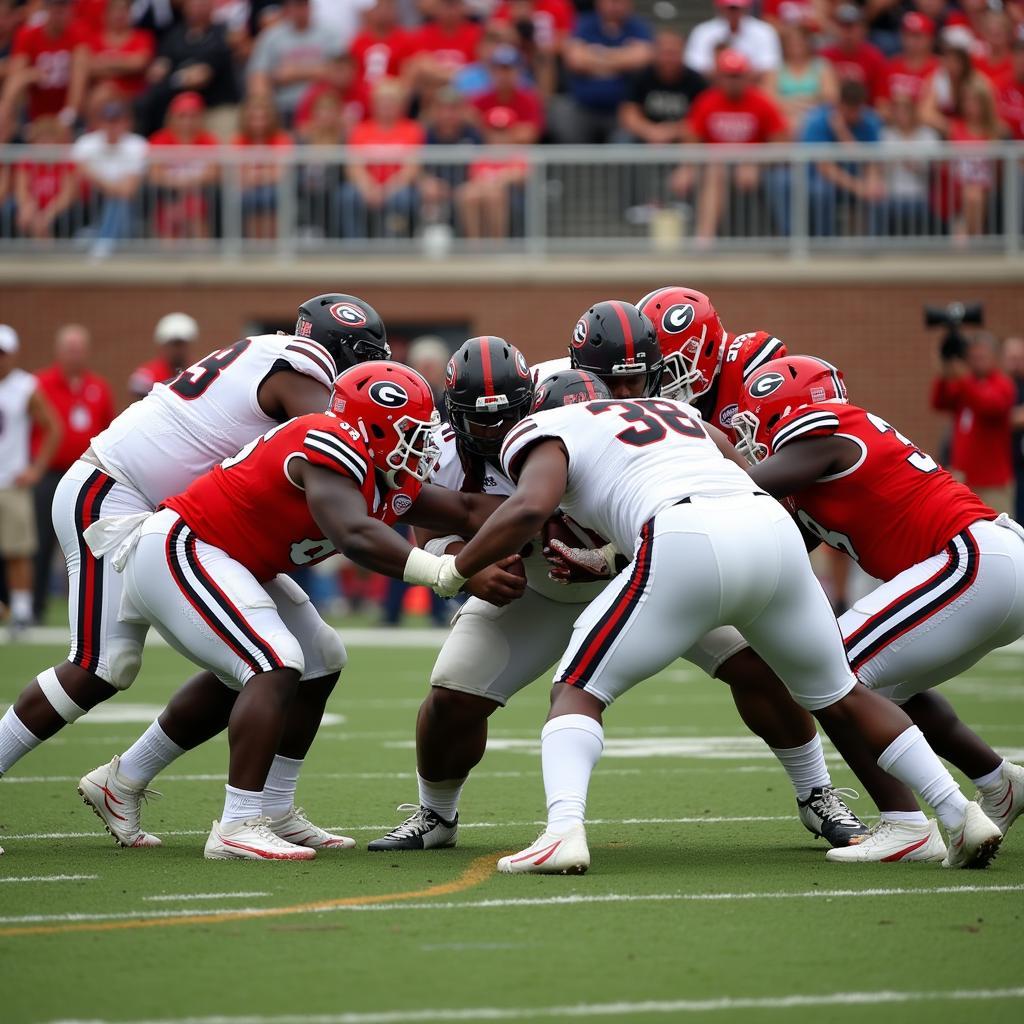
[
  {"x1": 737, "y1": 356, "x2": 1024, "y2": 862},
  {"x1": 426, "y1": 369, "x2": 1001, "y2": 874},
  {"x1": 83, "y1": 363, "x2": 496, "y2": 859}
]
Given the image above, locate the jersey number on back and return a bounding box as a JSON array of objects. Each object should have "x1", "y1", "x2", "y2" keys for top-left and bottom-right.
[
  {"x1": 588, "y1": 399, "x2": 705, "y2": 447},
  {"x1": 169, "y1": 339, "x2": 252, "y2": 401},
  {"x1": 866, "y1": 413, "x2": 938, "y2": 474}
]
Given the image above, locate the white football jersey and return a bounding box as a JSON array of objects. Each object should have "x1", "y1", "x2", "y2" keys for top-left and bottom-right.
[
  {"x1": 92, "y1": 334, "x2": 336, "y2": 507},
  {"x1": 432, "y1": 425, "x2": 605, "y2": 604},
  {"x1": 0, "y1": 368, "x2": 37, "y2": 487},
  {"x1": 501, "y1": 397, "x2": 756, "y2": 557}
]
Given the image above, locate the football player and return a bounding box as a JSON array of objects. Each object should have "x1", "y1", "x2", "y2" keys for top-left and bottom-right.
[
  {"x1": 736, "y1": 355, "x2": 1024, "y2": 862},
  {"x1": 428, "y1": 369, "x2": 1001, "y2": 874},
  {"x1": 84, "y1": 361, "x2": 500, "y2": 859},
  {"x1": 0, "y1": 294, "x2": 389, "y2": 850}
]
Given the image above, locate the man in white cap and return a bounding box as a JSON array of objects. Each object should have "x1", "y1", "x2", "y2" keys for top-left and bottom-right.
[
  {"x1": 0, "y1": 326, "x2": 62, "y2": 632},
  {"x1": 128, "y1": 313, "x2": 199, "y2": 400}
]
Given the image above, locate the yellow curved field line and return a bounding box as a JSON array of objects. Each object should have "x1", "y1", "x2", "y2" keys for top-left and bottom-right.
[{"x1": 0, "y1": 852, "x2": 500, "y2": 939}]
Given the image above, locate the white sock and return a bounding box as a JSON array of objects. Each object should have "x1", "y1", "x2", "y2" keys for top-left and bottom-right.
[
  {"x1": 417, "y1": 772, "x2": 464, "y2": 823},
  {"x1": 222, "y1": 785, "x2": 263, "y2": 825},
  {"x1": 769, "y1": 734, "x2": 831, "y2": 800},
  {"x1": 0, "y1": 707, "x2": 40, "y2": 774},
  {"x1": 971, "y1": 761, "x2": 1005, "y2": 790},
  {"x1": 10, "y1": 590, "x2": 31, "y2": 623},
  {"x1": 118, "y1": 721, "x2": 185, "y2": 787},
  {"x1": 880, "y1": 809, "x2": 929, "y2": 826},
  {"x1": 877, "y1": 726, "x2": 969, "y2": 829},
  {"x1": 542, "y1": 714, "x2": 604, "y2": 833},
  {"x1": 263, "y1": 755, "x2": 303, "y2": 820}
]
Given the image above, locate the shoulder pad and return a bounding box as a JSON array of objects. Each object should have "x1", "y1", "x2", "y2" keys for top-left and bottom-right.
[
  {"x1": 272, "y1": 335, "x2": 338, "y2": 390},
  {"x1": 740, "y1": 333, "x2": 787, "y2": 380},
  {"x1": 771, "y1": 406, "x2": 841, "y2": 452}
]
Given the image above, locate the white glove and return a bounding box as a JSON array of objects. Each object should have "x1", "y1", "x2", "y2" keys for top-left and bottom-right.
[
  {"x1": 403, "y1": 548, "x2": 467, "y2": 597},
  {"x1": 434, "y1": 554, "x2": 467, "y2": 598},
  {"x1": 545, "y1": 539, "x2": 618, "y2": 583}
]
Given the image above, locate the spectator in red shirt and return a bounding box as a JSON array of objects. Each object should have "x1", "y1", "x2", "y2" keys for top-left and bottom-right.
[
  {"x1": 406, "y1": 0, "x2": 484, "y2": 98},
  {"x1": 89, "y1": 0, "x2": 156, "y2": 100},
  {"x1": 676, "y1": 50, "x2": 788, "y2": 245},
  {"x1": 921, "y1": 29, "x2": 994, "y2": 134},
  {"x1": 821, "y1": 4, "x2": 887, "y2": 105},
  {"x1": 0, "y1": 0, "x2": 91, "y2": 131},
  {"x1": 128, "y1": 311, "x2": 199, "y2": 400},
  {"x1": 880, "y1": 12, "x2": 939, "y2": 118},
  {"x1": 976, "y1": 9, "x2": 1014, "y2": 82},
  {"x1": 148, "y1": 91, "x2": 220, "y2": 240},
  {"x1": 492, "y1": 0, "x2": 574, "y2": 94},
  {"x1": 349, "y1": 0, "x2": 413, "y2": 94},
  {"x1": 947, "y1": 78, "x2": 1006, "y2": 241},
  {"x1": 472, "y1": 45, "x2": 544, "y2": 143},
  {"x1": 340, "y1": 77, "x2": 423, "y2": 238},
  {"x1": 233, "y1": 94, "x2": 293, "y2": 240},
  {"x1": 14, "y1": 115, "x2": 78, "y2": 239},
  {"x1": 32, "y1": 322, "x2": 114, "y2": 618},
  {"x1": 931, "y1": 332, "x2": 1016, "y2": 511},
  {"x1": 995, "y1": 32, "x2": 1024, "y2": 139}
]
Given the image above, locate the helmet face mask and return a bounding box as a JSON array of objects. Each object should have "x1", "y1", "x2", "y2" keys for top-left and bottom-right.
[
  {"x1": 386, "y1": 414, "x2": 441, "y2": 486},
  {"x1": 731, "y1": 409, "x2": 768, "y2": 463}
]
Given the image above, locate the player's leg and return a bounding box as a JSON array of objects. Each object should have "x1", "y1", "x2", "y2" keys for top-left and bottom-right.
[
  {"x1": 0, "y1": 482, "x2": 38, "y2": 630},
  {"x1": 369, "y1": 592, "x2": 580, "y2": 851}
]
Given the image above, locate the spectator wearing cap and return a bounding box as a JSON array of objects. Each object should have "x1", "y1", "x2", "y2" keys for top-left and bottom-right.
[
  {"x1": 676, "y1": 50, "x2": 788, "y2": 245},
  {"x1": 233, "y1": 93, "x2": 294, "y2": 240},
  {"x1": 879, "y1": 12, "x2": 939, "y2": 118},
  {"x1": 550, "y1": 0, "x2": 654, "y2": 144},
  {"x1": 31, "y1": 324, "x2": 114, "y2": 619},
  {"x1": 618, "y1": 29, "x2": 707, "y2": 144},
  {"x1": 420, "y1": 88, "x2": 483, "y2": 229},
  {"x1": 766, "y1": 10, "x2": 837, "y2": 133},
  {"x1": 247, "y1": 0, "x2": 349, "y2": 126},
  {"x1": 995, "y1": 29, "x2": 1024, "y2": 139},
  {"x1": 920, "y1": 28, "x2": 994, "y2": 135},
  {"x1": 70, "y1": 96, "x2": 148, "y2": 258},
  {"x1": 340, "y1": 77, "x2": 423, "y2": 239},
  {"x1": 89, "y1": 0, "x2": 157, "y2": 101},
  {"x1": 473, "y1": 45, "x2": 544, "y2": 144},
  {"x1": 148, "y1": 91, "x2": 221, "y2": 241},
  {"x1": 129, "y1": 312, "x2": 199, "y2": 399},
  {"x1": 820, "y1": 4, "x2": 887, "y2": 105},
  {"x1": 13, "y1": 115, "x2": 78, "y2": 240},
  {"x1": 685, "y1": 0, "x2": 782, "y2": 80},
  {"x1": 0, "y1": 325, "x2": 62, "y2": 632}
]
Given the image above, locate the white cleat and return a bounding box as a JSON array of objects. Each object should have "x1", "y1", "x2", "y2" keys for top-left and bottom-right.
[
  {"x1": 204, "y1": 817, "x2": 317, "y2": 861},
  {"x1": 942, "y1": 802, "x2": 1002, "y2": 870},
  {"x1": 78, "y1": 756, "x2": 162, "y2": 849},
  {"x1": 498, "y1": 824, "x2": 590, "y2": 875},
  {"x1": 268, "y1": 806, "x2": 355, "y2": 850},
  {"x1": 976, "y1": 761, "x2": 1024, "y2": 838},
  {"x1": 825, "y1": 819, "x2": 946, "y2": 864}
]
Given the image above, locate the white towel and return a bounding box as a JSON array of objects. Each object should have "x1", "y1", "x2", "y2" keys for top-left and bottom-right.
[{"x1": 82, "y1": 512, "x2": 152, "y2": 572}]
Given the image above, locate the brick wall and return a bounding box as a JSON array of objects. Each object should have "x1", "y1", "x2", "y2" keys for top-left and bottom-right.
[{"x1": 5, "y1": 279, "x2": 1024, "y2": 451}]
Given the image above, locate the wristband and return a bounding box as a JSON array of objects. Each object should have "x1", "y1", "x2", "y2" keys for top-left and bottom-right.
[
  {"x1": 423, "y1": 534, "x2": 464, "y2": 557},
  {"x1": 403, "y1": 547, "x2": 445, "y2": 586}
]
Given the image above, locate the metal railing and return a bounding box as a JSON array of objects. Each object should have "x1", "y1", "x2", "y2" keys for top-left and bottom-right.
[{"x1": 0, "y1": 141, "x2": 1021, "y2": 259}]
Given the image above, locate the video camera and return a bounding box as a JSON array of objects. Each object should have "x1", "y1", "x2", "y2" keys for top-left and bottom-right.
[{"x1": 924, "y1": 302, "x2": 984, "y2": 362}]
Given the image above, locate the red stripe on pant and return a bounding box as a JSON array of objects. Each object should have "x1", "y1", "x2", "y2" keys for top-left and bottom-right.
[{"x1": 74, "y1": 472, "x2": 113, "y2": 674}]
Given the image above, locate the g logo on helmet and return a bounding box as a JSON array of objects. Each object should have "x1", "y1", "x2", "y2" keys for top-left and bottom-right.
[
  {"x1": 515, "y1": 350, "x2": 530, "y2": 379},
  {"x1": 571, "y1": 317, "x2": 589, "y2": 349},
  {"x1": 662, "y1": 304, "x2": 695, "y2": 335},
  {"x1": 369, "y1": 380, "x2": 409, "y2": 408},
  {"x1": 329, "y1": 302, "x2": 369, "y2": 328},
  {"x1": 749, "y1": 371, "x2": 785, "y2": 399},
  {"x1": 445, "y1": 357, "x2": 457, "y2": 389}
]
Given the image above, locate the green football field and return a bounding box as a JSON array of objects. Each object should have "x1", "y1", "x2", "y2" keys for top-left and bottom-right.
[{"x1": 0, "y1": 636, "x2": 1021, "y2": 1024}]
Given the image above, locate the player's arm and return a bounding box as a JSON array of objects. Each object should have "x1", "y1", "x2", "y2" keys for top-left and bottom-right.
[
  {"x1": 20, "y1": 388, "x2": 63, "y2": 487},
  {"x1": 258, "y1": 369, "x2": 331, "y2": 421},
  {"x1": 453, "y1": 440, "x2": 569, "y2": 581},
  {"x1": 749, "y1": 436, "x2": 853, "y2": 498},
  {"x1": 414, "y1": 530, "x2": 526, "y2": 606},
  {"x1": 399, "y1": 482, "x2": 505, "y2": 536}
]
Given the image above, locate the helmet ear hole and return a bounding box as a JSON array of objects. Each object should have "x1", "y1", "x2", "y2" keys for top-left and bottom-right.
[
  {"x1": 703, "y1": 341, "x2": 714, "y2": 358},
  {"x1": 767, "y1": 413, "x2": 782, "y2": 430},
  {"x1": 787, "y1": 364, "x2": 798, "y2": 378},
  {"x1": 370, "y1": 424, "x2": 386, "y2": 440}
]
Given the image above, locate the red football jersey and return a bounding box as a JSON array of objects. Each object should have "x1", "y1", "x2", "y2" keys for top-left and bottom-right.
[
  {"x1": 701, "y1": 331, "x2": 787, "y2": 443},
  {"x1": 165, "y1": 413, "x2": 421, "y2": 583},
  {"x1": 769, "y1": 402, "x2": 996, "y2": 581}
]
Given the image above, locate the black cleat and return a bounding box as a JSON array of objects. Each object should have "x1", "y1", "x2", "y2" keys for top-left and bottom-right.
[
  {"x1": 798, "y1": 786, "x2": 869, "y2": 848},
  {"x1": 367, "y1": 804, "x2": 458, "y2": 851}
]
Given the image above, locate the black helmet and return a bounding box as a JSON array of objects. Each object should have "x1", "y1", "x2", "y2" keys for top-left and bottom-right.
[
  {"x1": 569, "y1": 300, "x2": 663, "y2": 397},
  {"x1": 532, "y1": 369, "x2": 611, "y2": 412},
  {"x1": 295, "y1": 294, "x2": 390, "y2": 374},
  {"x1": 445, "y1": 336, "x2": 535, "y2": 460}
]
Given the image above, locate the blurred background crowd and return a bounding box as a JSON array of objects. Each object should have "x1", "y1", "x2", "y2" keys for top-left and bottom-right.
[{"x1": 0, "y1": 0, "x2": 1021, "y2": 248}]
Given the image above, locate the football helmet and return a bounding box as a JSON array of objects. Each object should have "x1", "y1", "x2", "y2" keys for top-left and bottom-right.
[
  {"x1": 637, "y1": 287, "x2": 725, "y2": 402},
  {"x1": 445, "y1": 336, "x2": 535, "y2": 460},
  {"x1": 331, "y1": 361, "x2": 440, "y2": 487},
  {"x1": 569, "y1": 301, "x2": 663, "y2": 397},
  {"x1": 533, "y1": 368, "x2": 611, "y2": 412},
  {"x1": 296, "y1": 294, "x2": 390, "y2": 373},
  {"x1": 733, "y1": 356, "x2": 848, "y2": 463}
]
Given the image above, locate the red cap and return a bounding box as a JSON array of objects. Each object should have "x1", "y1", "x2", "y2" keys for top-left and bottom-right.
[
  {"x1": 715, "y1": 0, "x2": 753, "y2": 8},
  {"x1": 169, "y1": 91, "x2": 205, "y2": 115},
  {"x1": 717, "y1": 49, "x2": 751, "y2": 75},
  {"x1": 902, "y1": 11, "x2": 935, "y2": 36}
]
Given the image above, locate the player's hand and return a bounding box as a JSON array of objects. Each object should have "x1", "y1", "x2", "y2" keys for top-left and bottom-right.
[
  {"x1": 465, "y1": 555, "x2": 527, "y2": 607},
  {"x1": 544, "y1": 539, "x2": 616, "y2": 584}
]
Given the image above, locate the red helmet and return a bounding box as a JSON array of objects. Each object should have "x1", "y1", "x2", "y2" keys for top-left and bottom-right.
[
  {"x1": 331, "y1": 360, "x2": 440, "y2": 487},
  {"x1": 734, "y1": 356, "x2": 848, "y2": 462},
  {"x1": 636, "y1": 287, "x2": 726, "y2": 402}
]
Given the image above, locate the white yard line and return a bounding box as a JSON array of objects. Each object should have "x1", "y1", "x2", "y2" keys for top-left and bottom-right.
[
  {"x1": 4, "y1": 883, "x2": 1021, "y2": 928},
  {"x1": 45, "y1": 987, "x2": 1024, "y2": 1024},
  {"x1": 142, "y1": 892, "x2": 270, "y2": 903},
  {"x1": 0, "y1": 874, "x2": 98, "y2": 884}
]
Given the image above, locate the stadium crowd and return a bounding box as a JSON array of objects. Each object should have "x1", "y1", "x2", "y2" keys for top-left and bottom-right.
[{"x1": 0, "y1": 0, "x2": 1021, "y2": 245}]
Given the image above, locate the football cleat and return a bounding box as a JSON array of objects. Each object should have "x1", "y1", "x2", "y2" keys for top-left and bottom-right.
[
  {"x1": 78, "y1": 756, "x2": 162, "y2": 848},
  {"x1": 204, "y1": 817, "x2": 317, "y2": 861},
  {"x1": 367, "y1": 804, "x2": 458, "y2": 851},
  {"x1": 825, "y1": 818, "x2": 946, "y2": 863},
  {"x1": 942, "y1": 802, "x2": 1002, "y2": 870},
  {"x1": 797, "y1": 786, "x2": 869, "y2": 847},
  {"x1": 976, "y1": 761, "x2": 1024, "y2": 838},
  {"x1": 268, "y1": 806, "x2": 356, "y2": 849},
  {"x1": 497, "y1": 824, "x2": 590, "y2": 875}
]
